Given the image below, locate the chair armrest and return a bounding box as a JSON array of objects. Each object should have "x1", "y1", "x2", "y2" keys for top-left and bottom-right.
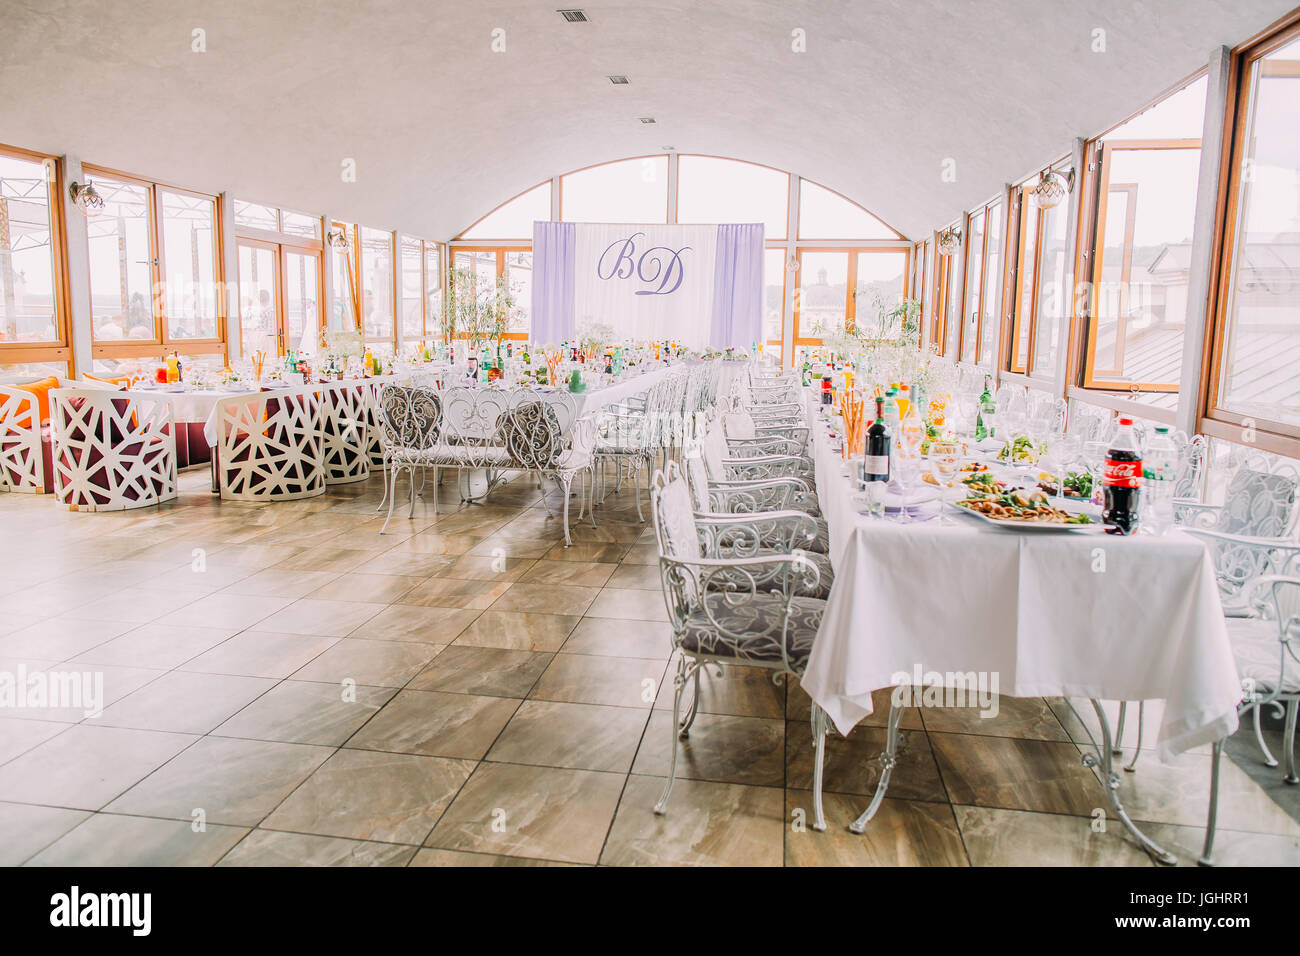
[{"x1": 694, "y1": 509, "x2": 819, "y2": 554}]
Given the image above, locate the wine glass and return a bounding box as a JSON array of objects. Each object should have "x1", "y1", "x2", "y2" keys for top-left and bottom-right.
[
  {"x1": 893, "y1": 426, "x2": 923, "y2": 522},
  {"x1": 926, "y1": 440, "x2": 962, "y2": 524}
]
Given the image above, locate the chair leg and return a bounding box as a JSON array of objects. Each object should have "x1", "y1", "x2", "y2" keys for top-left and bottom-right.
[
  {"x1": 561, "y1": 474, "x2": 573, "y2": 548},
  {"x1": 1254, "y1": 704, "x2": 1279, "y2": 767},
  {"x1": 1113, "y1": 701, "x2": 1127, "y2": 757},
  {"x1": 679, "y1": 664, "x2": 701, "y2": 738},
  {"x1": 1284, "y1": 698, "x2": 1299, "y2": 785},
  {"x1": 633, "y1": 455, "x2": 645, "y2": 522},
  {"x1": 381, "y1": 465, "x2": 402, "y2": 534},
  {"x1": 431, "y1": 467, "x2": 440, "y2": 515},
  {"x1": 1199, "y1": 738, "x2": 1225, "y2": 866},
  {"x1": 374, "y1": 458, "x2": 390, "y2": 513},
  {"x1": 1124, "y1": 701, "x2": 1144, "y2": 773},
  {"x1": 655, "y1": 658, "x2": 694, "y2": 816},
  {"x1": 587, "y1": 467, "x2": 598, "y2": 529},
  {"x1": 810, "y1": 702, "x2": 828, "y2": 832}
]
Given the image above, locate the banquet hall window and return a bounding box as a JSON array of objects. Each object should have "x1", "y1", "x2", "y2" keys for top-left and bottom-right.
[
  {"x1": 85, "y1": 167, "x2": 225, "y2": 373},
  {"x1": 959, "y1": 207, "x2": 985, "y2": 363},
  {"x1": 677, "y1": 156, "x2": 789, "y2": 239},
  {"x1": 798, "y1": 179, "x2": 901, "y2": 240},
  {"x1": 978, "y1": 199, "x2": 1005, "y2": 367},
  {"x1": 1078, "y1": 75, "x2": 1205, "y2": 409},
  {"x1": 793, "y1": 247, "x2": 907, "y2": 344},
  {"x1": 450, "y1": 247, "x2": 531, "y2": 339},
  {"x1": 425, "y1": 243, "x2": 444, "y2": 339},
  {"x1": 460, "y1": 181, "x2": 551, "y2": 240},
  {"x1": 763, "y1": 248, "x2": 787, "y2": 346},
  {"x1": 0, "y1": 146, "x2": 72, "y2": 378},
  {"x1": 930, "y1": 227, "x2": 961, "y2": 354},
  {"x1": 233, "y1": 204, "x2": 325, "y2": 360},
  {"x1": 1004, "y1": 158, "x2": 1069, "y2": 377},
  {"x1": 943, "y1": 229, "x2": 964, "y2": 356},
  {"x1": 1209, "y1": 28, "x2": 1300, "y2": 437},
  {"x1": 914, "y1": 238, "x2": 931, "y2": 347},
  {"x1": 359, "y1": 226, "x2": 396, "y2": 356},
  {"x1": 327, "y1": 221, "x2": 358, "y2": 333},
  {"x1": 561, "y1": 156, "x2": 668, "y2": 223},
  {"x1": 396, "y1": 236, "x2": 445, "y2": 347}
]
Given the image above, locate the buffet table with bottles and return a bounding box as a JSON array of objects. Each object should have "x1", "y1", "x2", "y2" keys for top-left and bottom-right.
[{"x1": 797, "y1": 388, "x2": 1240, "y2": 862}]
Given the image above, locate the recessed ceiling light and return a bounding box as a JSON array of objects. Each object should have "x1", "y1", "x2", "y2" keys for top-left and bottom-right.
[
  {"x1": 639, "y1": 117, "x2": 656, "y2": 124},
  {"x1": 661, "y1": 145, "x2": 676, "y2": 151},
  {"x1": 558, "y1": 9, "x2": 588, "y2": 22},
  {"x1": 608, "y1": 75, "x2": 629, "y2": 85}
]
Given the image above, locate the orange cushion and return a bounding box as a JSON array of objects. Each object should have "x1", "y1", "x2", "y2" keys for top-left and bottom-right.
[
  {"x1": 85, "y1": 373, "x2": 132, "y2": 388},
  {"x1": 13, "y1": 376, "x2": 60, "y2": 424}
]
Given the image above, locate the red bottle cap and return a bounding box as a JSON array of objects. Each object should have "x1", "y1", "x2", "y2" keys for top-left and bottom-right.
[{"x1": 1118, "y1": 417, "x2": 1134, "y2": 425}]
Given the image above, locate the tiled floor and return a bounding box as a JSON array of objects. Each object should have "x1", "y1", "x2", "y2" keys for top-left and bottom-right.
[{"x1": 2, "y1": 467, "x2": 1300, "y2": 866}]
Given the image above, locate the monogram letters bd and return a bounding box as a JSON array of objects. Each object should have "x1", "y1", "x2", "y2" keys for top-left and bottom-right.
[{"x1": 597, "y1": 232, "x2": 692, "y2": 295}]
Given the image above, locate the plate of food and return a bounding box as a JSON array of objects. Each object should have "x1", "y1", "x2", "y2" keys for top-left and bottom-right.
[
  {"x1": 954, "y1": 488, "x2": 1097, "y2": 530},
  {"x1": 997, "y1": 435, "x2": 1043, "y2": 466},
  {"x1": 1036, "y1": 469, "x2": 1094, "y2": 501}
]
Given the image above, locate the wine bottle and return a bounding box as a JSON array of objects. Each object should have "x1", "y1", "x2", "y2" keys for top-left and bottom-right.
[{"x1": 864, "y1": 397, "x2": 891, "y2": 483}]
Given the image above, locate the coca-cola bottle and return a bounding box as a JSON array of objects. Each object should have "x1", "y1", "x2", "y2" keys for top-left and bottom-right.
[{"x1": 1103, "y1": 417, "x2": 1143, "y2": 535}]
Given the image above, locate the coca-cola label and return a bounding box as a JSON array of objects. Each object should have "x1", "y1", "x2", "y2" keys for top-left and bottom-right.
[{"x1": 1104, "y1": 458, "x2": 1143, "y2": 488}]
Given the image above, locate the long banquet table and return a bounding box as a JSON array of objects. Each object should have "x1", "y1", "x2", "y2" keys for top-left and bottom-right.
[{"x1": 797, "y1": 390, "x2": 1241, "y2": 861}]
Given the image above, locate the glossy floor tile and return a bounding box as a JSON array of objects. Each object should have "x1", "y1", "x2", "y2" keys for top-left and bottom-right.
[{"x1": 3, "y1": 469, "x2": 1298, "y2": 867}]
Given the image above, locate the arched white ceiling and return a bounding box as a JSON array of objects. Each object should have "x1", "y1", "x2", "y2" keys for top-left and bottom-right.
[{"x1": 1, "y1": 0, "x2": 1293, "y2": 241}]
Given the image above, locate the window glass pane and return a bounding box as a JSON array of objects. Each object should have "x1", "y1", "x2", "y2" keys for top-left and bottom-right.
[
  {"x1": 400, "y1": 236, "x2": 423, "y2": 340},
  {"x1": 677, "y1": 156, "x2": 788, "y2": 239},
  {"x1": 1218, "y1": 38, "x2": 1300, "y2": 426},
  {"x1": 0, "y1": 154, "x2": 59, "y2": 343},
  {"x1": 505, "y1": 251, "x2": 531, "y2": 334},
  {"x1": 1089, "y1": 147, "x2": 1200, "y2": 389},
  {"x1": 1030, "y1": 198, "x2": 1068, "y2": 377},
  {"x1": 237, "y1": 243, "x2": 277, "y2": 360},
  {"x1": 462, "y1": 182, "x2": 551, "y2": 239},
  {"x1": 1012, "y1": 197, "x2": 1039, "y2": 370},
  {"x1": 425, "y1": 244, "x2": 443, "y2": 338},
  {"x1": 979, "y1": 202, "x2": 1003, "y2": 366},
  {"x1": 281, "y1": 211, "x2": 320, "y2": 240},
  {"x1": 944, "y1": 240, "x2": 963, "y2": 356},
  {"x1": 562, "y1": 157, "x2": 668, "y2": 223},
  {"x1": 87, "y1": 175, "x2": 155, "y2": 342},
  {"x1": 284, "y1": 251, "x2": 319, "y2": 354},
  {"x1": 798, "y1": 180, "x2": 896, "y2": 240},
  {"x1": 961, "y1": 211, "x2": 984, "y2": 362},
  {"x1": 233, "y1": 200, "x2": 278, "y2": 232},
  {"x1": 764, "y1": 248, "x2": 786, "y2": 343},
  {"x1": 854, "y1": 250, "x2": 907, "y2": 336},
  {"x1": 1, "y1": 359, "x2": 69, "y2": 379},
  {"x1": 327, "y1": 223, "x2": 355, "y2": 331},
  {"x1": 453, "y1": 250, "x2": 497, "y2": 341},
  {"x1": 160, "y1": 189, "x2": 218, "y2": 340},
  {"x1": 359, "y1": 227, "x2": 394, "y2": 347},
  {"x1": 1104, "y1": 76, "x2": 1207, "y2": 140},
  {"x1": 797, "y1": 251, "x2": 848, "y2": 340}
]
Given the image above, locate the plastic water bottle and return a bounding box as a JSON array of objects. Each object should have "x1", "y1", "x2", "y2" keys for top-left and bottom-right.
[{"x1": 1144, "y1": 426, "x2": 1177, "y2": 534}]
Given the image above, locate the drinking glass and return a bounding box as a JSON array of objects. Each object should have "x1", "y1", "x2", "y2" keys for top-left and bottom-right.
[
  {"x1": 855, "y1": 480, "x2": 888, "y2": 520},
  {"x1": 926, "y1": 441, "x2": 962, "y2": 524}
]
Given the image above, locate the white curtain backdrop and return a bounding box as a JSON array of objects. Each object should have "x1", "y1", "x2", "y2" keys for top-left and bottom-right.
[{"x1": 571, "y1": 223, "x2": 717, "y2": 347}]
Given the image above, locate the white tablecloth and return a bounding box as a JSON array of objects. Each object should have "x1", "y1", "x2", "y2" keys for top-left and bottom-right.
[{"x1": 799, "y1": 394, "x2": 1240, "y2": 761}]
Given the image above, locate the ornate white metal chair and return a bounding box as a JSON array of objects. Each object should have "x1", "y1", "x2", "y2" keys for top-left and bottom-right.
[
  {"x1": 682, "y1": 446, "x2": 829, "y2": 554},
  {"x1": 47, "y1": 388, "x2": 178, "y2": 511},
  {"x1": 701, "y1": 423, "x2": 820, "y2": 517},
  {"x1": 594, "y1": 377, "x2": 668, "y2": 521},
  {"x1": 429, "y1": 386, "x2": 514, "y2": 508},
  {"x1": 500, "y1": 393, "x2": 596, "y2": 547},
  {"x1": 1177, "y1": 449, "x2": 1300, "y2": 616},
  {"x1": 375, "y1": 384, "x2": 443, "y2": 533},
  {"x1": 0, "y1": 384, "x2": 50, "y2": 493},
  {"x1": 213, "y1": 384, "x2": 325, "y2": 502},
  {"x1": 650, "y1": 462, "x2": 830, "y2": 830},
  {"x1": 1201, "y1": 573, "x2": 1300, "y2": 865},
  {"x1": 1067, "y1": 400, "x2": 1114, "y2": 443}
]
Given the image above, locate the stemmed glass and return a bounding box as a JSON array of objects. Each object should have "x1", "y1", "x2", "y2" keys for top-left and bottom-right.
[
  {"x1": 926, "y1": 440, "x2": 962, "y2": 524},
  {"x1": 893, "y1": 425, "x2": 923, "y2": 522}
]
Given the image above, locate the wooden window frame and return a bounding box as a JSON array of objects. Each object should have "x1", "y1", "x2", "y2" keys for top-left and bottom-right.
[
  {"x1": 0, "y1": 143, "x2": 74, "y2": 375},
  {"x1": 792, "y1": 246, "x2": 912, "y2": 345},
  {"x1": 83, "y1": 164, "x2": 226, "y2": 367},
  {"x1": 1200, "y1": 14, "x2": 1300, "y2": 456},
  {"x1": 451, "y1": 245, "x2": 530, "y2": 341},
  {"x1": 1078, "y1": 138, "x2": 1200, "y2": 394},
  {"x1": 958, "y1": 207, "x2": 986, "y2": 363},
  {"x1": 977, "y1": 196, "x2": 1008, "y2": 369}
]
